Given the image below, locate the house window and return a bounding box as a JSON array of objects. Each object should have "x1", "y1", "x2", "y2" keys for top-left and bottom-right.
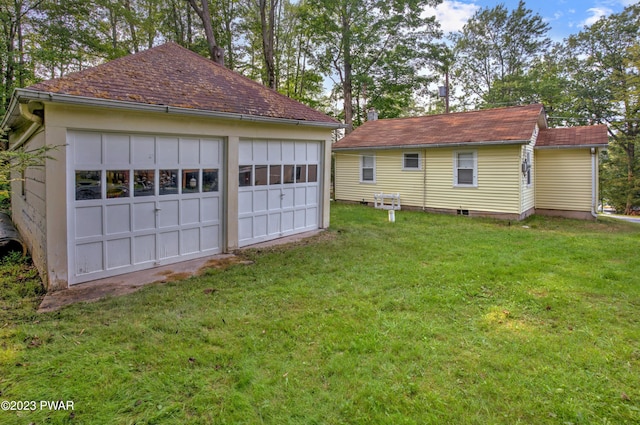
[
  {"x1": 361, "y1": 154, "x2": 375, "y2": 183},
  {"x1": 454, "y1": 151, "x2": 477, "y2": 187},
  {"x1": 403, "y1": 152, "x2": 421, "y2": 170}
]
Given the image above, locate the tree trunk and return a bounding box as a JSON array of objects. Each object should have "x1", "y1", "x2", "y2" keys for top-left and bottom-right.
[
  {"x1": 259, "y1": 0, "x2": 277, "y2": 89},
  {"x1": 341, "y1": 7, "x2": 353, "y2": 133},
  {"x1": 187, "y1": 0, "x2": 224, "y2": 65}
]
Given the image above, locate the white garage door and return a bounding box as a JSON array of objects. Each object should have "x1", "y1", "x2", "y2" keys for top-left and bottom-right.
[
  {"x1": 238, "y1": 140, "x2": 322, "y2": 247},
  {"x1": 69, "y1": 131, "x2": 224, "y2": 284}
]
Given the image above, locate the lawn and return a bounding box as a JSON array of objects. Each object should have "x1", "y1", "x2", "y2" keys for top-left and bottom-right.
[{"x1": 1, "y1": 203, "x2": 639, "y2": 424}]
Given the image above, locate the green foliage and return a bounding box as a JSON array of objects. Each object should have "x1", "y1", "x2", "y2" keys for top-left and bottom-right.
[
  {"x1": 0, "y1": 145, "x2": 57, "y2": 188},
  {"x1": 303, "y1": 0, "x2": 442, "y2": 126},
  {"x1": 451, "y1": 0, "x2": 551, "y2": 109},
  {"x1": 1, "y1": 204, "x2": 639, "y2": 423}
]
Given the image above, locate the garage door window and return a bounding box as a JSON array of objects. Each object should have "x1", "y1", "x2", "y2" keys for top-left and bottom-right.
[
  {"x1": 160, "y1": 170, "x2": 178, "y2": 195},
  {"x1": 239, "y1": 165, "x2": 252, "y2": 187},
  {"x1": 75, "y1": 171, "x2": 101, "y2": 200},
  {"x1": 270, "y1": 165, "x2": 282, "y2": 184},
  {"x1": 283, "y1": 165, "x2": 295, "y2": 184},
  {"x1": 308, "y1": 165, "x2": 318, "y2": 183},
  {"x1": 134, "y1": 170, "x2": 155, "y2": 196},
  {"x1": 182, "y1": 169, "x2": 199, "y2": 193},
  {"x1": 107, "y1": 170, "x2": 130, "y2": 198},
  {"x1": 296, "y1": 165, "x2": 307, "y2": 183},
  {"x1": 203, "y1": 169, "x2": 218, "y2": 192},
  {"x1": 255, "y1": 165, "x2": 268, "y2": 186}
]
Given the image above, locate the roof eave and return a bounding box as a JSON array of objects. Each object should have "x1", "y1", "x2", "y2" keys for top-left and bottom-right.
[
  {"x1": 4, "y1": 89, "x2": 346, "y2": 130},
  {"x1": 332, "y1": 139, "x2": 530, "y2": 151},
  {"x1": 535, "y1": 144, "x2": 608, "y2": 150}
]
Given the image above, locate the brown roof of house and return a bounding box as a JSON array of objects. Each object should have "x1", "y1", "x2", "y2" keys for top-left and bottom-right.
[
  {"x1": 332, "y1": 104, "x2": 545, "y2": 150},
  {"x1": 536, "y1": 125, "x2": 609, "y2": 148},
  {"x1": 26, "y1": 42, "x2": 338, "y2": 124}
]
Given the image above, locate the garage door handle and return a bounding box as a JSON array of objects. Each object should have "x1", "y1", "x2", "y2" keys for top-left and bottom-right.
[
  {"x1": 280, "y1": 193, "x2": 285, "y2": 199},
  {"x1": 155, "y1": 207, "x2": 162, "y2": 212}
]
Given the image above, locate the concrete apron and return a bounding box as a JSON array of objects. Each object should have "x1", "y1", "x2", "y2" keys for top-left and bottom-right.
[{"x1": 38, "y1": 230, "x2": 323, "y2": 313}]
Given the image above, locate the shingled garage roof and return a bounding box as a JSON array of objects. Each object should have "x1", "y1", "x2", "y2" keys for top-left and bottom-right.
[
  {"x1": 332, "y1": 104, "x2": 545, "y2": 150},
  {"x1": 23, "y1": 42, "x2": 339, "y2": 125},
  {"x1": 536, "y1": 125, "x2": 609, "y2": 148}
]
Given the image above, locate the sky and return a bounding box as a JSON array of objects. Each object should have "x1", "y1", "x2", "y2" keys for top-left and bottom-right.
[{"x1": 426, "y1": 0, "x2": 639, "y2": 41}]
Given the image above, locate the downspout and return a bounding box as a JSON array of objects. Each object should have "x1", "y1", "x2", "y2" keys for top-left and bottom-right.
[
  {"x1": 422, "y1": 148, "x2": 427, "y2": 211},
  {"x1": 591, "y1": 148, "x2": 598, "y2": 219},
  {"x1": 10, "y1": 102, "x2": 44, "y2": 150}
]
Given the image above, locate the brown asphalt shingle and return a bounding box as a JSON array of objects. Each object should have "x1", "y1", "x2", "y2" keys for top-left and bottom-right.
[
  {"x1": 332, "y1": 104, "x2": 545, "y2": 149},
  {"x1": 537, "y1": 125, "x2": 609, "y2": 147},
  {"x1": 27, "y1": 42, "x2": 338, "y2": 124}
]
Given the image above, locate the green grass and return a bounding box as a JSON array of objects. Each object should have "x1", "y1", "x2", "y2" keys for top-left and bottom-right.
[{"x1": 1, "y1": 203, "x2": 639, "y2": 424}]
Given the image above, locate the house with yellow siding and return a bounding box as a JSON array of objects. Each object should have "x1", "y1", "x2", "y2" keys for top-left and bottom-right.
[{"x1": 333, "y1": 104, "x2": 608, "y2": 220}]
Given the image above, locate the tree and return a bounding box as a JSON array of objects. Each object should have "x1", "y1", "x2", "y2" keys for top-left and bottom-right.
[
  {"x1": 187, "y1": 0, "x2": 225, "y2": 64},
  {"x1": 563, "y1": 4, "x2": 640, "y2": 214},
  {"x1": 451, "y1": 0, "x2": 550, "y2": 109},
  {"x1": 304, "y1": 0, "x2": 441, "y2": 131}
]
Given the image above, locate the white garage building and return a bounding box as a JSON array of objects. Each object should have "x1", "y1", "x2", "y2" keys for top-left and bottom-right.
[{"x1": 1, "y1": 43, "x2": 342, "y2": 290}]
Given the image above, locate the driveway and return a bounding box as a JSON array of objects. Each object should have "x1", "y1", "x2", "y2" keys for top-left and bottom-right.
[{"x1": 603, "y1": 213, "x2": 640, "y2": 224}]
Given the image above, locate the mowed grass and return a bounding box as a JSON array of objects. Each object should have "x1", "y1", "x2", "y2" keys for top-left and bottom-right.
[{"x1": 1, "y1": 203, "x2": 639, "y2": 424}]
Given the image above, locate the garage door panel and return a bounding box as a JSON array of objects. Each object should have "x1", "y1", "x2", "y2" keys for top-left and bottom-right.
[
  {"x1": 202, "y1": 225, "x2": 220, "y2": 250},
  {"x1": 295, "y1": 187, "x2": 307, "y2": 207},
  {"x1": 159, "y1": 231, "x2": 180, "y2": 259},
  {"x1": 294, "y1": 209, "x2": 306, "y2": 229},
  {"x1": 268, "y1": 141, "x2": 281, "y2": 161},
  {"x1": 133, "y1": 202, "x2": 156, "y2": 231},
  {"x1": 281, "y1": 188, "x2": 295, "y2": 208},
  {"x1": 254, "y1": 214, "x2": 268, "y2": 237},
  {"x1": 282, "y1": 141, "x2": 295, "y2": 162},
  {"x1": 106, "y1": 204, "x2": 131, "y2": 235},
  {"x1": 181, "y1": 198, "x2": 200, "y2": 224},
  {"x1": 106, "y1": 238, "x2": 132, "y2": 269},
  {"x1": 74, "y1": 132, "x2": 102, "y2": 164},
  {"x1": 307, "y1": 144, "x2": 320, "y2": 162},
  {"x1": 239, "y1": 142, "x2": 254, "y2": 163},
  {"x1": 239, "y1": 217, "x2": 253, "y2": 241},
  {"x1": 180, "y1": 138, "x2": 200, "y2": 164},
  {"x1": 132, "y1": 136, "x2": 155, "y2": 164},
  {"x1": 253, "y1": 190, "x2": 268, "y2": 212},
  {"x1": 159, "y1": 200, "x2": 179, "y2": 228},
  {"x1": 295, "y1": 143, "x2": 307, "y2": 161},
  {"x1": 76, "y1": 206, "x2": 103, "y2": 238},
  {"x1": 269, "y1": 213, "x2": 281, "y2": 234},
  {"x1": 268, "y1": 189, "x2": 281, "y2": 211},
  {"x1": 306, "y1": 207, "x2": 318, "y2": 226},
  {"x1": 201, "y1": 139, "x2": 221, "y2": 164},
  {"x1": 281, "y1": 211, "x2": 294, "y2": 232},
  {"x1": 239, "y1": 191, "x2": 253, "y2": 214},
  {"x1": 157, "y1": 137, "x2": 179, "y2": 165},
  {"x1": 307, "y1": 186, "x2": 318, "y2": 205},
  {"x1": 76, "y1": 241, "x2": 103, "y2": 275},
  {"x1": 104, "y1": 134, "x2": 131, "y2": 163},
  {"x1": 182, "y1": 228, "x2": 200, "y2": 254},
  {"x1": 134, "y1": 235, "x2": 156, "y2": 264},
  {"x1": 202, "y1": 197, "x2": 219, "y2": 222},
  {"x1": 253, "y1": 141, "x2": 268, "y2": 160}
]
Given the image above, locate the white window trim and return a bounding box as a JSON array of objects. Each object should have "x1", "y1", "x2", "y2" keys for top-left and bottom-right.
[
  {"x1": 453, "y1": 150, "x2": 478, "y2": 187},
  {"x1": 360, "y1": 153, "x2": 376, "y2": 183},
  {"x1": 402, "y1": 152, "x2": 422, "y2": 171}
]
